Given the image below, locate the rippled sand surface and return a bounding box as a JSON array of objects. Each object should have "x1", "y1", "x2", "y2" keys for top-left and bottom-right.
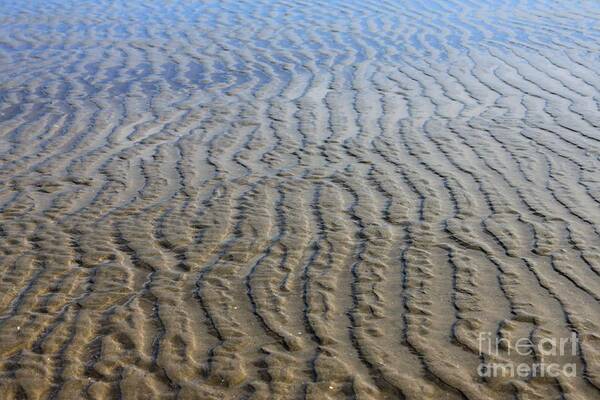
[{"x1": 2, "y1": 0, "x2": 600, "y2": 399}]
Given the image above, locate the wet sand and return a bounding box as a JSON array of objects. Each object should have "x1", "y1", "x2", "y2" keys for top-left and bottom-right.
[{"x1": 2, "y1": 0, "x2": 600, "y2": 399}]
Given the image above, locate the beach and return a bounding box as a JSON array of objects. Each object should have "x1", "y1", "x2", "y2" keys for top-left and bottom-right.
[{"x1": 1, "y1": 0, "x2": 600, "y2": 399}]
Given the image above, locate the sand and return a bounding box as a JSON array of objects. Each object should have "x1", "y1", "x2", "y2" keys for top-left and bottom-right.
[{"x1": 1, "y1": 0, "x2": 600, "y2": 399}]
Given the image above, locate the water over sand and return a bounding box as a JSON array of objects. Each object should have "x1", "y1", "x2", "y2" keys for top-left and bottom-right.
[{"x1": 1, "y1": 0, "x2": 600, "y2": 398}]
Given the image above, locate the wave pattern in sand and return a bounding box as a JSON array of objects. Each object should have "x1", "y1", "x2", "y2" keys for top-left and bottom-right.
[{"x1": 2, "y1": 0, "x2": 600, "y2": 399}]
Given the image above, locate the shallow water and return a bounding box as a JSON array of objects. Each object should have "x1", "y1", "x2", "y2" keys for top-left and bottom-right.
[{"x1": 2, "y1": 1, "x2": 600, "y2": 399}]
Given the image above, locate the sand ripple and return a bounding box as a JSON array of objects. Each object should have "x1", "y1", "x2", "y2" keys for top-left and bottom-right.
[{"x1": 1, "y1": 0, "x2": 600, "y2": 399}]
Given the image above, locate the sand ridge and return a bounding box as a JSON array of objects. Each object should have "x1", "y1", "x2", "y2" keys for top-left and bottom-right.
[{"x1": 1, "y1": 0, "x2": 600, "y2": 399}]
